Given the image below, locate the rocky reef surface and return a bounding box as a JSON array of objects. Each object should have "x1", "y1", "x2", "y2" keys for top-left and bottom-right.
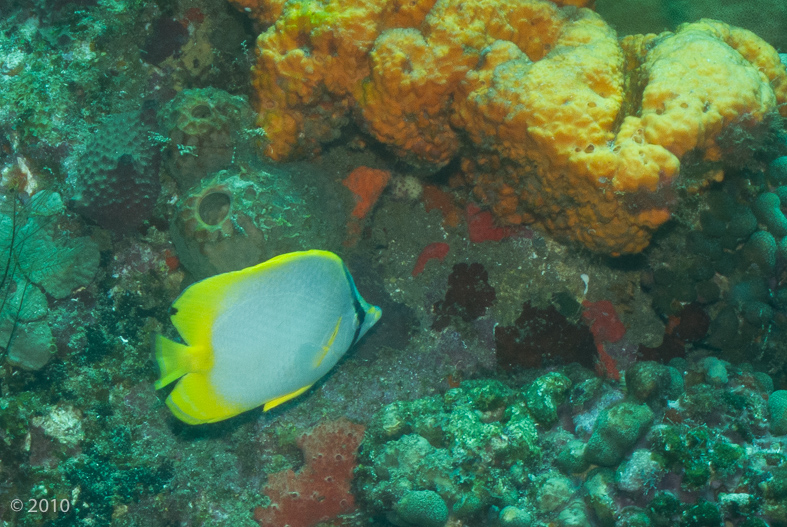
[{"x1": 0, "y1": 1, "x2": 786, "y2": 526}]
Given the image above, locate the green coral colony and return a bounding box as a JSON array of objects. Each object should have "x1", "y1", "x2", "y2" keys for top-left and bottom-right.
[
  {"x1": 1, "y1": 0, "x2": 787, "y2": 527},
  {"x1": 355, "y1": 362, "x2": 787, "y2": 527}
]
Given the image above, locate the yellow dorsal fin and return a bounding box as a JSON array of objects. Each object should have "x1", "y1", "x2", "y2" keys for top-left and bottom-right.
[
  {"x1": 314, "y1": 316, "x2": 342, "y2": 368},
  {"x1": 154, "y1": 334, "x2": 212, "y2": 389},
  {"x1": 169, "y1": 277, "x2": 225, "y2": 347},
  {"x1": 263, "y1": 384, "x2": 314, "y2": 411}
]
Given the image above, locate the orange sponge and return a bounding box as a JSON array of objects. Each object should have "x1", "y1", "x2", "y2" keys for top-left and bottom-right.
[
  {"x1": 233, "y1": 0, "x2": 787, "y2": 254},
  {"x1": 343, "y1": 166, "x2": 391, "y2": 220}
]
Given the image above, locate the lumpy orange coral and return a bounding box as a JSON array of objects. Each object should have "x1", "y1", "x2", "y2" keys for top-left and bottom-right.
[{"x1": 231, "y1": 0, "x2": 787, "y2": 254}]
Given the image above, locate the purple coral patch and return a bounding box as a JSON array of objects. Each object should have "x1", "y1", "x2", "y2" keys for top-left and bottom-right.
[
  {"x1": 141, "y1": 17, "x2": 189, "y2": 65},
  {"x1": 495, "y1": 303, "x2": 597, "y2": 370},
  {"x1": 432, "y1": 262, "x2": 496, "y2": 331}
]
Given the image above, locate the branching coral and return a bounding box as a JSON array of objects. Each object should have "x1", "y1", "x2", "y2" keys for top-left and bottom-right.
[{"x1": 233, "y1": 0, "x2": 787, "y2": 254}]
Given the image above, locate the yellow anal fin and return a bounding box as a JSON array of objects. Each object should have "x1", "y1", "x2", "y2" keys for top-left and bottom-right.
[
  {"x1": 167, "y1": 373, "x2": 243, "y2": 424},
  {"x1": 154, "y1": 334, "x2": 192, "y2": 389},
  {"x1": 314, "y1": 316, "x2": 342, "y2": 368},
  {"x1": 263, "y1": 384, "x2": 314, "y2": 411}
]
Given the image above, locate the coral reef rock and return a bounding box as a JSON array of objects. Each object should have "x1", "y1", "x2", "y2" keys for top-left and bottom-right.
[{"x1": 354, "y1": 358, "x2": 787, "y2": 526}]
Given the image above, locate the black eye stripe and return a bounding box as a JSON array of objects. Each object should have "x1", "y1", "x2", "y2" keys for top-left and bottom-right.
[{"x1": 345, "y1": 266, "x2": 366, "y2": 347}]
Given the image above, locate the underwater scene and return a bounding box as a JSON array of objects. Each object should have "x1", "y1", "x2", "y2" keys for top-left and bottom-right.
[{"x1": 1, "y1": 0, "x2": 787, "y2": 525}]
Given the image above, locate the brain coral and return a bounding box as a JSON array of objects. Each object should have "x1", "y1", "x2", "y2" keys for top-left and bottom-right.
[{"x1": 234, "y1": 0, "x2": 787, "y2": 254}]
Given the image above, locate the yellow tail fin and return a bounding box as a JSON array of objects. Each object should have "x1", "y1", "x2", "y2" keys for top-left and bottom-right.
[{"x1": 154, "y1": 334, "x2": 193, "y2": 389}]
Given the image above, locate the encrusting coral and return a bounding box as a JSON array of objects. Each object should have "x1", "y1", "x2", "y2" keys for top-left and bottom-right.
[{"x1": 231, "y1": 0, "x2": 787, "y2": 254}]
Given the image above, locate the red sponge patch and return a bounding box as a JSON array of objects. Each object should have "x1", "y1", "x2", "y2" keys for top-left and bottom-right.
[
  {"x1": 582, "y1": 299, "x2": 626, "y2": 344},
  {"x1": 254, "y1": 418, "x2": 365, "y2": 527}
]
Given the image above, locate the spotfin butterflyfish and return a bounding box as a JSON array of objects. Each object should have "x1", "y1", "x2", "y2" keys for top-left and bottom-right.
[{"x1": 154, "y1": 250, "x2": 381, "y2": 424}]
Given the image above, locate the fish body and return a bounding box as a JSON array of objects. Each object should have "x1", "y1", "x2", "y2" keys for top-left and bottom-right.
[{"x1": 155, "y1": 250, "x2": 381, "y2": 424}]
